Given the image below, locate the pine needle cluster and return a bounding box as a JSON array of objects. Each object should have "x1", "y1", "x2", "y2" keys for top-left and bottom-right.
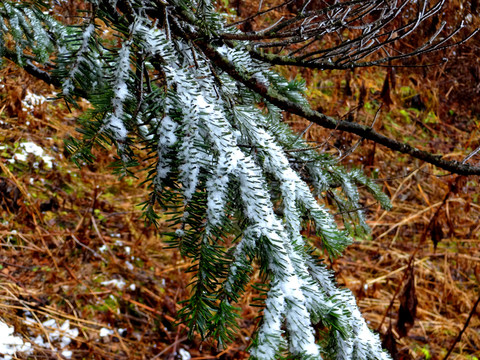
[{"x1": 0, "y1": 0, "x2": 393, "y2": 358}]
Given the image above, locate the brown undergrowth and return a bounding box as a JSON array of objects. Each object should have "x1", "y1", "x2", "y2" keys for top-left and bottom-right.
[
  {"x1": 284, "y1": 36, "x2": 480, "y2": 359},
  {"x1": 1, "y1": 14, "x2": 480, "y2": 360}
]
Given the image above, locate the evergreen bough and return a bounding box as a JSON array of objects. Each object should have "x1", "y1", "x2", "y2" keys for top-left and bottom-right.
[{"x1": 0, "y1": 0, "x2": 401, "y2": 358}]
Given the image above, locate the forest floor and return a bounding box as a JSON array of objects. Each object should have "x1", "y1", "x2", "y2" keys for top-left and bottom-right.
[{"x1": 1, "y1": 27, "x2": 480, "y2": 360}]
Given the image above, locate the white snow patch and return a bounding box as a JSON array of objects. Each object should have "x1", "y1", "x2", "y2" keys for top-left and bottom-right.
[
  {"x1": 175, "y1": 229, "x2": 184, "y2": 237},
  {"x1": 101, "y1": 279, "x2": 126, "y2": 289},
  {"x1": 0, "y1": 142, "x2": 54, "y2": 168},
  {"x1": 0, "y1": 318, "x2": 32, "y2": 359},
  {"x1": 179, "y1": 348, "x2": 191, "y2": 360},
  {"x1": 61, "y1": 349, "x2": 73, "y2": 358},
  {"x1": 99, "y1": 328, "x2": 114, "y2": 337},
  {"x1": 105, "y1": 114, "x2": 127, "y2": 141},
  {"x1": 22, "y1": 90, "x2": 47, "y2": 112},
  {"x1": 22, "y1": 317, "x2": 78, "y2": 359},
  {"x1": 32, "y1": 334, "x2": 45, "y2": 347}
]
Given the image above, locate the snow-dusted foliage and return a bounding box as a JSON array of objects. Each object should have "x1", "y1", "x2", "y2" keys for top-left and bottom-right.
[{"x1": 0, "y1": 0, "x2": 393, "y2": 358}]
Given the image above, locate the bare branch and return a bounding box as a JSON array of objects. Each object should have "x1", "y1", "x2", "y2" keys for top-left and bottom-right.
[
  {"x1": 220, "y1": 0, "x2": 478, "y2": 71},
  {"x1": 199, "y1": 41, "x2": 480, "y2": 176},
  {"x1": 248, "y1": 28, "x2": 478, "y2": 70},
  {"x1": 337, "y1": 105, "x2": 382, "y2": 162}
]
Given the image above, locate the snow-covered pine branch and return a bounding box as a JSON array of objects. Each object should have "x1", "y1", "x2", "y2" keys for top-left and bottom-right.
[{"x1": 0, "y1": 0, "x2": 395, "y2": 358}]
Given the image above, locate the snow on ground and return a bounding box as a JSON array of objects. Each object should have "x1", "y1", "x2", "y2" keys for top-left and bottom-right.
[
  {"x1": 0, "y1": 314, "x2": 123, "y2": 359},
  {"x1": 179, "y1": 348, "x2": 191, "y2": 360},
  {"x1": 1, "y1": 308, "x2": 185, "y2": 359},
  {"x1": 99, "y1": 328, "x2": 114, "y2": 337},
  {"x1": 24, "y1": 316, "x2": 79, "y2": 359},
  {"x1": 101, "y1": 278, "x2": 126, "y2": 289},
  {"x1": 21, "y1": 90, "x2": 48, "y2": 112},
  {"x1": 0, "y1": 318, "x2": 32, "y2": 360},
  {"x1": 0, "y1": 141, "x2": 54, "y2": 168},
  {"x1": 0, "y1": 315, "x2": 80, "y2": 359}
]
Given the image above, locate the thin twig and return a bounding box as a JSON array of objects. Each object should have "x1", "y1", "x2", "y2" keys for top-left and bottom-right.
[
  {"x1": 284, "y1": 142, "x2": 331, "y2": 153},
  {"x1": 225, "y1": 0, "x2": 294, "y2": 28},
  {"x1": 376, "y1": 254, "x2": 419, "y2": 331},
  {"x1": 152, "y1": 336, "x2": 188, "y2": 359},
  {"x1": 442, "y1": 292, "x2": 480, "y2": 360},
  {"x1": 290, "y1": 122, "x2": 314, "y2": 146},
  {"x1": 462, "y1": 144, "x2": 480, "y2": 164},
  {"x1": 70, "y1": 233, "x2": 108, "y2": 263},
  {"x1": 91, "y1": 215, "x2": 118, "y2": 263},
  {"x1": 333, "y1": 203, "x2": 377, "y2": 216},
  {"x1": 337, "y1": 105, "x2": 382, "y2": 162},
  {"x1": 0, "y1": 260, "x2": 35, "y2": 270}
]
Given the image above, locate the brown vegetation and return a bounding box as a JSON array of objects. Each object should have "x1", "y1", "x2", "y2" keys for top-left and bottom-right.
[{"x1": 1, "y1": 1, "x2": 480, "y2": 359}]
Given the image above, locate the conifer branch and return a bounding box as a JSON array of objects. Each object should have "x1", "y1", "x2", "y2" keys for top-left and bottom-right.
[
  {"x1": 0, "y1": 0, "x2": 477, "y2": 358},
  {"x1": 198, "y1": 41, "x2": 480, "y2": 176},
  {"x1": 2, "y1": 48, "x2": 89, "y2": 98},
  {"x1": 2, "y1": 48, "x2": 58, "y2": 86}
]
